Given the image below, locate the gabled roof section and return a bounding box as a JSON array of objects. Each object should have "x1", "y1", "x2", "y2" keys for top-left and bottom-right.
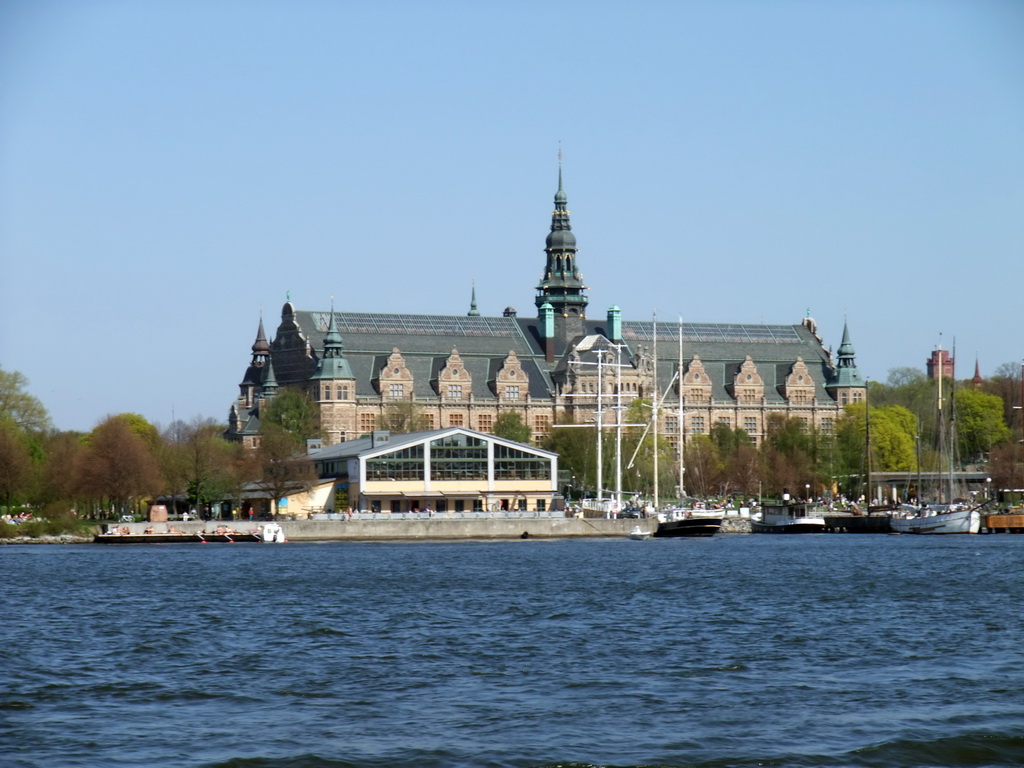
[
  {"x1": 309, "y1": 427, "x2": 557, "y2": 462},
  {"x1": 625, "y1": 320, "x2": 830, "y2": 364}
]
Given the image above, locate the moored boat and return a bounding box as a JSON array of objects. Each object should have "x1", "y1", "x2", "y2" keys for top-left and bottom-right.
[
  {"x1": 654, "y1": 508, "x2": 722, "y2": 537},
  {"x1": 888, "y1": 503, "x2": 982, "y2": 534},
  {"x1": 261, "y1": 522, "x2": 287, "y2": 542},
  {"x1": 751, "y1": 502, "x2": 826, "y2": 533},
  {"x1": 94, "y1": 524, "x2": 263, "y2": 543}
]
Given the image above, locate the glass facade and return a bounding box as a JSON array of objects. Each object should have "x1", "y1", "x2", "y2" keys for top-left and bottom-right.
[
  {"x1": 430, "y1": 434, "x2": 488, "y2": 480},
  {"x1": 367, "y1": 445, "x2": 425, "y2": 480},
  {"x1": 493, "y1": 444, "x2": 551, "y2": 481}
]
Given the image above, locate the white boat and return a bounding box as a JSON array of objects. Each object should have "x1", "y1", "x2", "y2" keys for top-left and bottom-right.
[
  {"x1": 886, "y1": 341, "x2": 980, "y2": 535},
  {"x1": 889, "y1": 503, "x2": 981, "y2": 534},
  {"x1": 260, "y1": 522, "x2": 286, "y2": 542},
  {"x1": 628, "y1": 525, "x2": 653, "y2": 540},
  {"x1": 751, "y1": 502, "x2": 826, "y2": 534}
]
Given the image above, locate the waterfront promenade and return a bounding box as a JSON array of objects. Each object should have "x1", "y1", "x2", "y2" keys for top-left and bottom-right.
[{"x1": 96, "y1": 515, "x2": 661, "y2": 541}]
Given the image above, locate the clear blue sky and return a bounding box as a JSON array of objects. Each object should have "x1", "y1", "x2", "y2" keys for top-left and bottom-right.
[{"x1": 2, "y1": 0, "x2": 1022, "y2": 433}]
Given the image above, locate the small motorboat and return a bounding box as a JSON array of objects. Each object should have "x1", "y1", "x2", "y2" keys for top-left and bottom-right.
[
  {"x1": 260, "y1": 522, "x2": 286, "y2": 543},
  {"x1": 628, "y1": 525, "x2": 653, "y2": 540}
]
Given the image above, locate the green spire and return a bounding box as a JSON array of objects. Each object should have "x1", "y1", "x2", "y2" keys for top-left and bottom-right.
[
  {"x1": 312, "y1": 310, "x2": 354, "y2": 380},
  {"x1": 830, "y1": 321, "x2": 864, "y2": 388},
  {"x1": 535, "y1": 167, "x2": 588, "y2": 318}
]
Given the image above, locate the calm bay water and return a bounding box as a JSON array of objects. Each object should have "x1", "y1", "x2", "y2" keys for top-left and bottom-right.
[{"x1": 3, "y1": 535, "x2": 1024, "y2": 768}]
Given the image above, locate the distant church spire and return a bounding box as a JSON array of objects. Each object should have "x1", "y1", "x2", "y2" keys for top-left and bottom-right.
[
  {"x1": 535, "y1": 166, "x2": 588, "y2": 329},
  {"x1": 468, "y1": 283, "x2": 480, "y2": 316}
]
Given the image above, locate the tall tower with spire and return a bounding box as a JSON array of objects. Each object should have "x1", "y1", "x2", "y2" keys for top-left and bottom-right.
[
  {"x1": 826, "y1": 321, "x2": 866, "y2": 405},
  {"x1": 535, "y1": 168, "x2": 588, "y2": 342},
  {"x1": 310, "y1": 308, "x2": 356, "y2": 445}
]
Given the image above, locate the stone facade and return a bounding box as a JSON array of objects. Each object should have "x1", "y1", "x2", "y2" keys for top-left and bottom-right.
[{"x1": 227, "y1": 173, "x2": 865, "y2": 448}]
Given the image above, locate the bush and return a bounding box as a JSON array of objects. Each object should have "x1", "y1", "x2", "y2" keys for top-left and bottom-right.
[{"x1": 1, "y1": 504, "x2": 93, "y2": 538}]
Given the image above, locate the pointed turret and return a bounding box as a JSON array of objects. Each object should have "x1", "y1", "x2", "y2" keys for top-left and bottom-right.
[
  {"x1": 311, "y1": 310, "x2": 354, "y2": 381},
  {"x1": 535, "y1": 167, "x2": 588, "y2": 321},
  {"x1": 261, "y1": 355, "x2": 279, "y2": 398},
  {"x1": 467, "y1": 284, "x2": 480, "y2": 317},
  {"x1": 827, "y1": 321, "x2": 866, "y2": 404},
  {"x1": 252, "y1": 317, "x2": 270, "y2": 359},
  {"x1": 235, "y1": 315, "x2": 272, "y2": 411}
]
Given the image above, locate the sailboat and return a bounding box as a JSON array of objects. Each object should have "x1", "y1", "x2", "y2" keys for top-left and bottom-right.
[
  {"x1": 889, "y1": 343, "x2": 981, "y2": 534},
  {"x1": 652, "y1": 319, "x2": 722, "y2": 537}
]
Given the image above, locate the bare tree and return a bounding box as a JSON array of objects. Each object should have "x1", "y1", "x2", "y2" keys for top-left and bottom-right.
[{"x1": 253, "y1": 424, "x2": 317, "y2": 518}]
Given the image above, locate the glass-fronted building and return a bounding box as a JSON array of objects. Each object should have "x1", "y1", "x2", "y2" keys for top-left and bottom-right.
[{"x1": 310, "y1": 428, "x2": 559, "y2": 514}]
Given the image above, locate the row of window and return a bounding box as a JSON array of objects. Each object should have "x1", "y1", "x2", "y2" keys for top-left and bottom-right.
[
  {"x1": 376, "y1": 383, "x2": 523, "y2": 401},
  {"x1": 354, "y1": 412, "x2": 549, "y2": 435},
  {"x1": 364, "y1": 438, "x2": 553, "y2": 482},
  {"x1": 320, "y1": 384, "x2": 351, "y2": 400},
  {"x1": 660, "y1": 415, "x2": 834, "y2": 435},
  {"x1": 324, "y1": 380, "x2": 826, "y2": 405},
  {"x1": 681, "y1": 416, "x2": 834, "y2": 435}
]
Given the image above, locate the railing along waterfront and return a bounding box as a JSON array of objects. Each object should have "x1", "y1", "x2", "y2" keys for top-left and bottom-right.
[{"x1": 309, "y1": 510, "x2": 565, "y2": 522}]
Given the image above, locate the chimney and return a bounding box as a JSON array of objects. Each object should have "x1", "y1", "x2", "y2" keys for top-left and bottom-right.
[
  {"x1": 540, "y1": 302, "x2": 555, "y2": 362},
  {"x1": 607, "y1": 305, "x2": 622, "y2": 344}
]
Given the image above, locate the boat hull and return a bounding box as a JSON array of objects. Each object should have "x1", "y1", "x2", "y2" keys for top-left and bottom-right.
[
  {"x1": 752, "y1": 503, "x2": 826, "y2": 534},
  {"x1": 889, "y1": 506, "x2": 980, "y2": 534},
  {"x1": 751, "y1": 520, "x2": 826, "y2": 534},
  {"x1": 94, "y1": 532, "x2": 262, "y2": 543},
  {"x1": 654, "y1": 518, "x2": 722, "y2": 537}
]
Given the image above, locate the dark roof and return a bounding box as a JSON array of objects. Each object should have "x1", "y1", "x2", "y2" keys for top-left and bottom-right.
[{"x1": 263, "y1": 304, "x2": 843, "y2": 403}]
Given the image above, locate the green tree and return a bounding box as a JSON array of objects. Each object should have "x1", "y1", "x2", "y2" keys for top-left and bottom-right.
[
  {"x1": 617, "y1": 400, "x2": 676, "y2": 501},
  {"x1": 869, "y1": 405, "x2": 918, "y2": 472},
  {"x1": 984, "y1": 363, "x2": 1022, "y2": 428},
  {"x1": 493, "y1": 411, "x2": 532, "y2": 443},
  {"x1": 833, "y1": 406, "x2": 868, "y2": 498},
  {"x1": 711, "y1": 424, "x2": 758, "y2": 498},
  {"x1": 542, "y1": 415, "x2": 597, "y2": 499},
  {"x1": 378, "y1": 401, "x2": 429, "y2": 434},
  {"x1": 0, "y1": 367, "x2": 50, "y2": 433},
  {"x1": 262, "y1": 389, "x2": 321, "y2": 441},
  {"x1": 954, "y1": 388, "x2": 1011, "y2": 463},
  {"x1": 0, "y1": 419, "x2": 32, "y2": 512}
]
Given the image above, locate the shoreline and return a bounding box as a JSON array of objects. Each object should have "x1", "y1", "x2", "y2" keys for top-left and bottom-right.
[{"x1": 2, "y1": 516, "x2": 755, "y2": 544}]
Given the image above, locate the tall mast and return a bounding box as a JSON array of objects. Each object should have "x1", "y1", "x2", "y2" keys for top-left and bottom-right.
[
  {"x1": 937, "y1": 340, "x2": 946, "y2": 504},
  {"x1": 865, "y1": 383, "x2": 872, "y2": 506},
  {"x1": 678, "y1": 319, "x2": 685, "y2": 499},
  {"x1": 652, "y1": 313, "x2": 659, "y2": 510},
  {"x1": 615, "y1": 343, "x2": 623, "y2": 510},
  {"x1": 596, "y1": 350, "x2": 604, "y2": 505}
]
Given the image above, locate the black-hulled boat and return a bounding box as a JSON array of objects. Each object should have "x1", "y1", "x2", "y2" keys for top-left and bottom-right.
[{"x1": 654, "y1": 510, "x2": 722, "y2": 537}]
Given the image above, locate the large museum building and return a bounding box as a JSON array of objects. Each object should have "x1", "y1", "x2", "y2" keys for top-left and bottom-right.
[{"x1": 227, "y1": 171, "x2": 866, "y2": 449}]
